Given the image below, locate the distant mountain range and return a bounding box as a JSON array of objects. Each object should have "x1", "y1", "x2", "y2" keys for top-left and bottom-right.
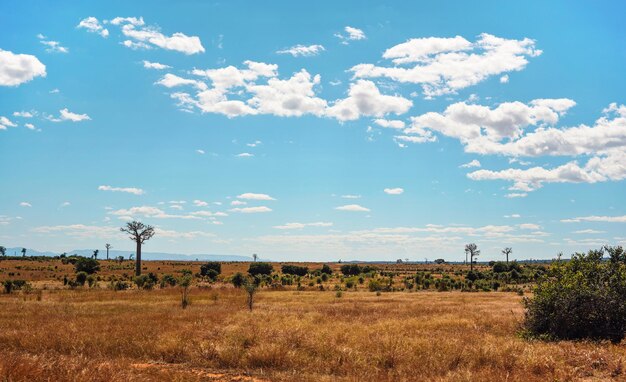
[{"x1": 3, "y1": 247, "x2": 253, "y2": 262}]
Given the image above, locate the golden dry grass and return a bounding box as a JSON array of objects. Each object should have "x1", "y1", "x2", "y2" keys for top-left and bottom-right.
[{"x1": 1, "y1": 283, "x2": 625, "y2": 381}]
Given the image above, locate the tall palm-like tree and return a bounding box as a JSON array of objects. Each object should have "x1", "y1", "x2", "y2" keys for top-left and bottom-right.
[
  {"x1": 105, "y1": 243, "x2": 112, "y2": 260},
  {"x1": 21, "y1": 248, "x2": 26, "y2": 257},
  {"x1": 464, "y1": 243, "x2": 480, "y2": 271},
  {"x1": 502, "y1": 247, "x2": 512, "y2": 264},
  {"x1": 120, "y1": 221, "x2": 155, "y2": 276}
]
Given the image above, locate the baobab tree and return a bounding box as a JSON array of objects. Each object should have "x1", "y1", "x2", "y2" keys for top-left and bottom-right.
[
  {"x1": 120, "y1": 221, "x2": 155, "y2": 276},
  {"x1": 105, "y1": 243, "x2": 112, "y2": 260},
  {"x1": 93, "y1": 249, "x2": 99, "y2": 259},
  {"x1": 252, "y1": 253, "x2": 258, "y2": 262},
  {"x1": 0, "y1": 246, "x2": 6, "y2": 257},
  {"x1": 21, "y1": 248, "x2": 26, "y2": 257},
  {"x1": 464, "y1": 243, "x2": 480, "y2": 271},
  {"x1": 502, "y1": 247, "x2": 512, "y2": 264}
]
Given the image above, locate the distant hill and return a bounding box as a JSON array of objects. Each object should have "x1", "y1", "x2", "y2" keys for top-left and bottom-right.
[{"x1": 4, "y1": 247, "x2": 252, "y2": 262}]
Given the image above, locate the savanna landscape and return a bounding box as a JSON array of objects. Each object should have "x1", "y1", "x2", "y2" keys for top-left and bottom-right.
[{"x1": 2, "y1": 1, "x2": 625, "y2": 381}]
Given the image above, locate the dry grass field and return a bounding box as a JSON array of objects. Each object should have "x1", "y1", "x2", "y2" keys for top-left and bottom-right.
[{"x1": 0, "y1": 259, "x2": 624, "y2": 381}]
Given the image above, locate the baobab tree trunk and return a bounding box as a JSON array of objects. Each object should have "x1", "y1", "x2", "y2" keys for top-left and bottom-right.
[
  {"x1": 106, "y1": 248, "x2": 109, "y2": 260},
  {"x1": 135, "y1": 241, "x2": 142, "y2": 276}
]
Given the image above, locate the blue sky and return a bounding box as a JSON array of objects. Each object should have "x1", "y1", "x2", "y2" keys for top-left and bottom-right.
[{"x1": 1, "y1": 1, "x2": 625, "y2": 261}]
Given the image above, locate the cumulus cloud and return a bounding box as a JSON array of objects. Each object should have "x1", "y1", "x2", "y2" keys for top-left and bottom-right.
[
  {"x1": 38, "y1": 36, "x2": 69, "y2": 54},
  {"x1": 0, "y1": 49, "x2": 46, "y2": 86},
  {"x1": 561, "y1": 215, "x2": 626, "y2": 223},
  {"x1": 110, "y1": 205, "x2": 201, "y2": 220},
  {"x1": 326, "y1": 80, "x2": 412, "y2": 121},
  {"x1": 237, "y1": 193, "x2": 275, "y2": 201},
  {"x1": 274, "y1": 222, "x2": 333, "y2": 230},
  {"x1": 77, "y1": 17, "x2": 109, "y2": 37},
  {"x1": 374, "y1": 119, "x2": 405, "y2": 129},
  {"x1": 13, "y1": 111, "x2": 34, "y2": 118},
  {"x1": 161, "y1": 61, "x2": 412, "y2": 121},
  {"x1": 110, "y1": 16, "x2": 204, "y2": 55},
  {"x1": 0, "y1": 116, "x2": 17, "y2": 130},
  {"x1": 460, "y1": 159, "x2": 481, "y2": 168},
  {"x1": 230, "y1": 206, "x2": 272, "y2": 213},
  {"x1": 236, "y1": 152, "x2": 254, "y2": 157},
  {"x1": 335, "y1": 26, "x2": 366, "y2": 44},
  {"x1": 98, "y1": 185, "x2": 145, "y2": 195},
  {"x1": 19, "y1": 202, "x2": 32, "y2": 207},
  {"x1": 350, "y1": 34, "x2": 541, "y2": 97},
  {"x1": 384, "y1": 188, "x2": 404, "y2": 195},
  {"x1": 277, "y1": 44, "x2": 325, "y2": 57},
  {"x1": 142, "y1": 60, "x2": 171, "y2": 70},
  {"x1": 193, "y1": 200, "x2": 208, "y2": 207},
  {"x1": 335, "y1": 204, "x2": 370, "y2": 212}
]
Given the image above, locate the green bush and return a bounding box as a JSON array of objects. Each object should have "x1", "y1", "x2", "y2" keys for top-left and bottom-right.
[
  {"x1": 231, "y1": 272, "x2": 246, "y2": 288},
  {"x1": 320, "y1": 264, "x2": 333, "y2": 275},
  {"x1": 340, "y1": 264, "x2": 362, "y2": 276},
  {"x1": 492, "y1": 261, "x2": 509, "y2": 273},
  {"x1": 76, "y1": 271, "x2": 88, "y2": 286},
  {"x1": 248, "y1": 262, "x2": 273, "y2": 276},
  {"x1": 523, "y1": 246, "x2": 626, "y2": 342},
  {"x1": 134, "y1": 274, "x2": 155, "y2": 290},
  {"x1": 281, "y1": 264, "x2": 309, "y2": 276},
  {"x1": 74, "y1": 257, "x2": 100, "y2": 274},
  {"x1": 200, "y1": 262, "x2": 221, "y2": 276},
  {"x1": 160, "y1": 274, "x2": 177, "y2": 287}
]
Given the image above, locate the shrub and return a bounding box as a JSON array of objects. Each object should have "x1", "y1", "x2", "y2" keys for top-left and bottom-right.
[
  {"x1": 248, "y1": 262, "x2": 273, "y2": 276},
  {"x1": 200, "y1": 262, "x2": 221, "y2": 276},
  {"x1": 160, "y1": 274, "x2": 177, "y2": 288},
  {"x1": 281, "y1": 264, "x2": 309, "y2": 276},
  {"x1": 74, "y1": 257, "x2": 100, "y2": 274},
  {"x1": 340, "y1": 264, "x2": 362, "y2": 276},
  {"x1": 492, "y1": 261, "x2": 509, "y2": 273},
  {"x1": 231, "y1": 272, "x2": 246, "y2": 288},
  {"x1": 320, "y1": 264, "x2": 333, "y2": 275},
  {"x1": 523, "y1": 246, "x2": 626, "y2": 342},
  {"x1": 134, "y1": 274, "x2": 155, "y2": 290},
  {"x1": 75, "y1": 271, "x2": 88, "y2": 286},
  {"x1": 368, "y1": 279, "x2": 384, "y2": 292},
  {"x1": 111, "y1": 280, "x2": 130, "y2": 291},
  {"x1": 86, "y1": 275, "x2": 97, "y2": 288},
  {"x1": 205, "y1": 269, "x2": 219, "y2": 281}
]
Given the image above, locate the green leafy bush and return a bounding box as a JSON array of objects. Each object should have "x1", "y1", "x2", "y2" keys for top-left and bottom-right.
[
  {"x1": 340, "y1": 264, "x2": 362, "y2": 276},
  {"x1": 74, "y1": 257, "x2": 100, "y2": 274},
  {"x1": 523, "y1": 246, "x2": 626, "y2": 342},
  {"x1": 200, "y1": 262, "x2": 221, "y2": 276},
  {"x1": 281, "y1": 264, "x2": 309, "y2": 276},
  {"x1": 248, "y1": 262, "x2": 273, "y2": 276}
]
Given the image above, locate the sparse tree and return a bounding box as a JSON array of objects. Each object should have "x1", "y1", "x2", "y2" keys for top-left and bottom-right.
[
  {"x1": 21, "y1": 248, "x2": 26, "y2": 257},
  {"x1": 465, "y1": 243, "x2": 480, "y2": 271},
  {"x1": 502, "y1": 247, "x2": 512, "y2": 264},
  {"x1": 244, "y1": 281, "x2": 258, "y2": 311},
  {"x1": 120, "y1": 221, "x2": 155, "y2": 276},
  {"x1": 93, "y1": 249, "x2": 99, "y2": 259},
  {"x1": 252, "y1": 253, "x2": 258, "y2": 262},
  {"x1": 0, "y1": 246, "x2": 6, "y2": 258},
  {"x1": 105, "y1": 243, "x2": 112, "y2": 260},
  {"x1": 179, "y1": 274, "x2": 192, "y2": 309}
]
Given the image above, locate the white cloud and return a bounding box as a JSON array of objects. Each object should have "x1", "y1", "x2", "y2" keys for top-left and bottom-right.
[
  {"x1": 504, "y1": 193, "x2": 527, "y2": 198},
  {"x1": 156, "y1": 73, "x2": 207, "y2": 90},
  {"x1": 460, "y1": 159, "x2": 481, "y2": 168},
  {"x1": 374, "y1": 119, "x2": 405, "y2": 129},
  {"x1": 0, "y1": 116, "x2": 17, "y2": 130},
  {"x1": 236, "y1": 152, "x2": 254, "y2": 157},
  {"x1": 196, "y1": 149, "x2": 205, "y2": 154},
  {"x1": 351, "y1": 33, "x2": 541, "y2": 98},
  {"x1": 519, "y1": 223, "x2": 541, "y2": 230},
  {"x1": 19, "y1": 202, "x2": 32, "y2": 207},
  {"x1": 13, "y1": 111, "x2": 34, "y2": 118},
  {"x1": 193, "y1": 200, "x2": 208, "y2": 207},
  {"x1": 59, "y1": 108, "x2": 90, "y2": 122},
  {"x1": 573, "y1": 229, "x2": 605, "y2": 234},
  {"x1": 111, "y1": 16, "x2": 204, "y2": 55},
  {"x1": 24, "y1": 123, "x2": 35, "y2": 130},
  {"x1": 0, "y1": 49, "x2": 46, "y2": 86},
  {"x1": 500, "y1": 74, "x2": 509, "y2": 83},
  {"x1": 60, "y1": 201, "x2": 71, "y2": 208},
  {"x1": 33, "y1": 224, "x2": 119, "y2": 238},
  {"x1": 274, "y1": 222, "x2": 333, "y2": 230},
  {"x1": 77, "y1": 17, "x2": 109, "y2": 37},
  {"x1": 231, "y1": 200, "x2": 247, "y2": 206},
  {"x1": 335, "y1": 26, "x2": 366, "y2": 44},
  {"x1": 335, "y1": 204, "x2": 370, "y2": 212},
  {"x1": 326, "y1": 80, "x2": 412, "y2": 121},
  {"x1": 110, "y1": 206, "x2": 201, "y2": 220},
  {"x1": 142, "y1": 60, "x2": 171, "y2": 70},
  {"x1": 341, "y1": 194, "x2": 361, "y2": 199},
  {"x1": 237, "y1": 193, "x2": 275, "y2": 201},
  {"x1": 230, "y1": 206, "x2": 272, "y2": 213},
  {"x1": 384, "y1": 187, "x2": 404, "y2": 195},
  {"x1": 562, "y1": 215, "x2": 626, "y2": 223},
  {"x1": 98, "y1": 185, "x2": 145, "y2": 195},
  {"x1": 277, "y1": 44, "x2": 325, "y2": 57},
  {"x1": 504, "y1": 214, "x2": 521, "y2": 218},
  {"x1": 246, "y1": 140, "x2": 262, "y2": 147},
  {"x1": 39, "y1": 38, "x2": 69, "y2": 54}
]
